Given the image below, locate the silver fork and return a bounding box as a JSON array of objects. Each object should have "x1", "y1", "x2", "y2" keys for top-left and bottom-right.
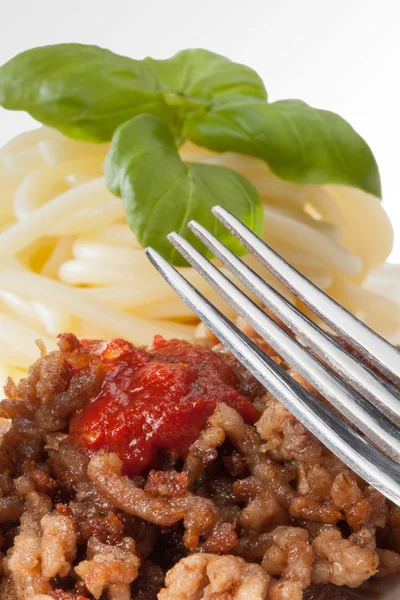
[{"x1": 145, "y1": 206, "x2": 400, "y2": 506}]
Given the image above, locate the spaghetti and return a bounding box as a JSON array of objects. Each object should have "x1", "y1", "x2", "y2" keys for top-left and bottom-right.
[{"x1": 0, "y1": 126, "x2": 398, "y2": 380}]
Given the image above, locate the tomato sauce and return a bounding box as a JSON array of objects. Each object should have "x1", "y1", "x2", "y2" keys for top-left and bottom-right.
[{"x1": 69, "y1": 336, "x2": 258, "y2": 476}]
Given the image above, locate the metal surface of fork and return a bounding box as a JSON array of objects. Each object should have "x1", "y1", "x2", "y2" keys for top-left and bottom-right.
[
  {"x1": 213, "y1": 206, "x2": 400, "y2": 386},
  {"x1": 145, "y1": 208, "x2": 400, "y2": 506}
]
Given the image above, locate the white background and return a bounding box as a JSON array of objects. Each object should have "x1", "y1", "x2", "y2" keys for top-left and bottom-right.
[{"x1": 1, "y1": 0, "x2": 399, "y2": 259}]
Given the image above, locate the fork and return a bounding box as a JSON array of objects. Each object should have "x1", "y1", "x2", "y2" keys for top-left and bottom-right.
[{"x1": 145, "y1": 206, "x2": 400, "y2": 506}]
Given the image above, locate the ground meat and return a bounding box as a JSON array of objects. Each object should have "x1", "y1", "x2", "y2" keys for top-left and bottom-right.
[
  {"x1": 311, "y1": 529, "x2": 379, "y2": 587},
  {"x1": 209, "y1": 403, "x2": 295, "y2": 506},
  {"x1": 362, "y1": 487, "x2": 389, "y2": 529},
  {"x1": 7, "y1": 531, "x2": 51, "y2": 598},
  {"x1": 0, "y1": 496, "x2": 24, "y2": 523},
  {"x1": 51, "y1": 592, "x2": 89, "y2": 600},
  {"x1": 200, "y1": 522, "x2": 237, "y2": 554},
  {"x1": 234, "y1": 477, "x2": 288, "y2": 533},
  {"x1": 289, "y1": 495, "x2": 342, "y2": 524},
  {"x1": 261, "y1": 526, "x2": 312, "y2": 600},
  {"x1": 256, "y1": 395, "x2": 322, "y2": 464},
  {"x1": 296, "y1": 464, "x2": 333, "y2": 497},
  {"x1": 183, "y1": 425, "x2": 226, "y2": 487},
  {"x1": 144, "y1": 471, "x2": 189, "y2": 499},
  {"x1": 87, "y1": 452, "x2": 219, "y2": 550},
  {"x1": 222, "y1": 451, "x2": 248, "y2": 479},
  {"x1": 348, "y1": 528, "x2": 376, "y2": 551},
  {"x1": 30, "y1": 470, "x2": 59, "y2": 497},
  {"x1": 0, "y1": 334, "x2": 398, "y2": 599},
  {"x1": 75, "y1": 536, "x2": 140, "y2": 600},
  {"x1": 330, "y1": 471, "x2": 362, "y2": 511},
  {"x1": 158, "y1": 553, "x2": 270, "y2": 600},
  {"x1": 59, "y1": 501, "x2": 124, "y2": 546},
  {"x1": 212, "y1": 343, "x2": 267, "y2": 401},
  {"x1": 0, "y1": 337, "x2": 104, "y2": 476},
  {"x1": 40, "y1": 512, "x2": 76, "y2": 579},
  {"x1": 329, "y1": 472, "x2": 389, "y2": 532},
  {"x1": 6, "y1": 491, "x2": 53, "y2": 598},
  {"x1": 34, "y1": 342, "x2": 104, "y2": 432}
]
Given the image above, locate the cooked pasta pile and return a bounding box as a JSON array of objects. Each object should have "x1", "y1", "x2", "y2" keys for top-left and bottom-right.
[{"x1": 0, "y1": 126, "x2": 399, "y2": 380}]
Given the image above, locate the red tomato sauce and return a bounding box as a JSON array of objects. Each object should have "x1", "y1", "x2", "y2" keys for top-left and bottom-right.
[{"x1": 69, "y1": 336, "x2": 259, "y2": 476}]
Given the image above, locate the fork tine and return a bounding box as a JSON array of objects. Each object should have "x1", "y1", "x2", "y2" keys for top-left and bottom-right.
[
  {"x1": 145, "y1": 246, "x2": 400, "y2": 505},
  {"x1": 212, "y1": 205, "x2": 400, "y2": 385},
  {"x1": 187, "y1": 219, "x2": 400, "y2": 425},
  {"x1": 167, "y1": 230, "x2": 400, "y2": 461}
]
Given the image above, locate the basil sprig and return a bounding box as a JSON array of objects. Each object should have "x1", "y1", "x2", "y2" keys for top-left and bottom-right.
[
  {"x1": 0, "y1": 44, "x2": 266, "y2": 142},
  {"x1": 104, "y1": 115, "x2": 263, "y2": 266},
  {"x1": 0, "y1": 44, "x2": 382, "y2": 263}
]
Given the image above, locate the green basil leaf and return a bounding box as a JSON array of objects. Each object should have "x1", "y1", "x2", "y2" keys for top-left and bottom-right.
[
  {"x1": 0, "y1": 44, "x2": 186, "y2": 142},
  {"x1": 0, "y1": 45, "x2": 266, "y2": 143},
  {"x1": 185, "y1": 99, "x2": 381, "y2": 197},
  {"x1": 104, "y1": 114, "x2": 263, "y2": 266},
  {"x1": 144, "y1": 48, "x2": 267, "y2": 107}
]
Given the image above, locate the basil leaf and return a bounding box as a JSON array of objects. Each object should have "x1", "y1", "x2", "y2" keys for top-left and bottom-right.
[
  {"x1": 144, "y1": 48, "x2": 267, "y2": 107},
  {"x1": 185, "y1": 99, "x2": 381, "y2": 197},
  {"x1": 0, "y1": 44, "x2": 185, "y2": 142},
  {"x1": 104, "y1": 114, "x2": 263, "y2": 266},
  {"x1": 0, "y1": 45, "x2": 266, "y2": 143}
]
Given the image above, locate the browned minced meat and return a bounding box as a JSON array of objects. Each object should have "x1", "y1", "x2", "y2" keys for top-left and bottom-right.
[
  {"x1": 144, "y1": 471, "x2": 189, "y2": 499},
  {"x1": 0, "y1": 332, "x2": 399, "y2": 600}
]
